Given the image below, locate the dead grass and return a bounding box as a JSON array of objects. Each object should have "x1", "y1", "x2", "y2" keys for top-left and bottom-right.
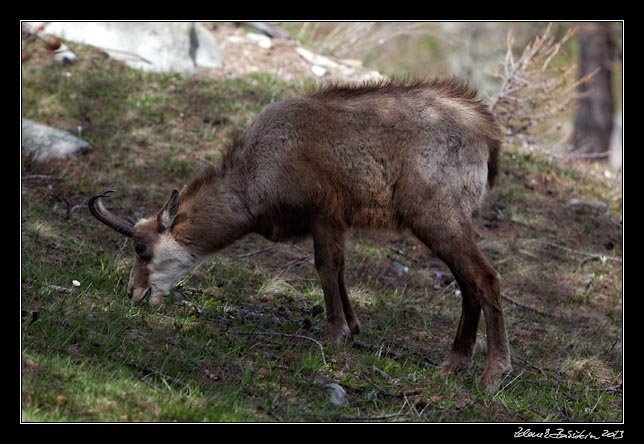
[{"x1": 561, "y1": 356, "x2": 614, "y2": 385}]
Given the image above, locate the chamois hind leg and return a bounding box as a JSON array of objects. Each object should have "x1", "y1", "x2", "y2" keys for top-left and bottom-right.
[
  {"x1": 311, "y1": 222, "x2": 352, "y2": 344},
  {"x1": 339, "y1": 256, "x2": 361, "y2": 335},
  {"x1": 411, "y1": 218, "x2": 511, "y2": 390}
]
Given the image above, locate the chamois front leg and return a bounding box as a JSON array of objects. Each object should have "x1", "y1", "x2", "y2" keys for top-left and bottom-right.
[{"x1": 311, "y1": 222, "x2": 352, "y2": 344}]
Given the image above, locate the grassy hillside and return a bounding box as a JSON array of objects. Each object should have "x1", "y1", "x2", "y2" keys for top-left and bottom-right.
[{"x1": 21, "y1": 41, "x2": 622, "y2": 422}]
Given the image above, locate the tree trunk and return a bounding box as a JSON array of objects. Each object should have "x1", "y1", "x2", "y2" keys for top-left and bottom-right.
[{"x1": 572, "y1": 22, "x2": 614, "y2": 161}]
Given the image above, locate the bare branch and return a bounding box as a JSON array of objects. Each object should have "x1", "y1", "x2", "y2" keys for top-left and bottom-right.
[
  {"x1": 235, "y1": 246, "x2": 273, "y2": 258},
  {"x1": 388, "y1": 245, "x2": 423, "y2": 265},
  {"x1": 526, "y1": 239, "x2": 622, "y2": 263},
  {"x1": 489, "y1": 24, "x2": 597, "y2": 155},
  {"x1": 238, "y1": 331, "x2": 328, "y2": 367},
  {"x1": 501, "y1": 292, "x2": 557, "y2": 318},
  {"x1": 113, "y1": 352, "x2": 187, "y2": 387}
]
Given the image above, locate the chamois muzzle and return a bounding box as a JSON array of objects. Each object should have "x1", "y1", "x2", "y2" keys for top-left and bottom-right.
[{"x1": 88, "y1": 190, "x2": 135, "y2": 237}]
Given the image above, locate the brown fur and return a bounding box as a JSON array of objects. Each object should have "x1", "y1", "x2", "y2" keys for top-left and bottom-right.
[{"x1": 98, "y1": 77, "x2": 510, "y2": 390}]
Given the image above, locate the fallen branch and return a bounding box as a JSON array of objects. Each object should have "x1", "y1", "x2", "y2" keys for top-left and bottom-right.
[
  {"x1": 388, "y1": 245, "x2": 423, "y2": 265},
  {"x1": 238, "y1": 331, "x2": 327, "y2": 367},
  {"x1": 578, "y1": 256, "x2": 605, "y2": 272},
  {"x1": 23, "y1": 174, "x2": 62, "y2": 181},
  {"x1": 501, "y1": 292, "x2": 557, "y2": 318},
  {"x1": 62, "y1": 197, "x2": 85, "y2": 218},
  {"x1": 233, "y1": 305, "x2": 289, "y2": 326},
  {"x1": 46, "y1": 285, "x2": 72, "y2": 294},
  {"x1": 113, "y1": 352, "x2": 187, "y2": 387},
  {"x1": 357, "y1": 373, "x2": 423, "y2": 398},
  {"x1": 589, "y1": 382, "x2": 622, "y2": 393},
  {"x1": 235, "y1": 246, "x2": 273, "y2": 259},
  {"x1": 283, "y1": 255, "x2": 310, "y2": 268},
  {"x1": 568, "y1": 198, "x2": 608, "y2": 213},
  {"x1": 529, "y1": 240, "x2": 622, "y2": 263},
  {"x1": 339, "y1": 412, "x2": 407, "y2": 421}
]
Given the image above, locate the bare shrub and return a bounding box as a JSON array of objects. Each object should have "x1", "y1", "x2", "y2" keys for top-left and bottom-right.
[{"x1": 488, "y1": 23, "x2": 597, "y2": 158}]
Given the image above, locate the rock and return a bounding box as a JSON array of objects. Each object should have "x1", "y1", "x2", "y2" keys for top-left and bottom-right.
[
  {"x1": 29, "y1": 22, "x2": 222, "y2": 73},
  {"x1": 568, "y1": 198, "x2": 609, "y2": 213},
  {"x1": 311, "y1": 65, "x2": 327, "y2": 77},
  {"x1": 241, "y1": 22, "x2": 293, "y2": 40},
  {"x1": 53, "y1": 43, "x2": 77, "y2": 64},
  {"x1": 324, "y1": 383, "x2": 349, "y2": 407},
  {"x1": 392, "y1": 260, "x2": 410, "y2": 275},
  {"x1": 295, "y1": 47, "x2": 341, "y2": 69},
  {"x1": 22, "y1": 118, "x2": 91, "y2": 161},
  {"x1": 246, "y1": 32, "x2": 272, "y2": 49},
  {"x1": 340, "y1": 58, "x2": 363, "y2": 68}
]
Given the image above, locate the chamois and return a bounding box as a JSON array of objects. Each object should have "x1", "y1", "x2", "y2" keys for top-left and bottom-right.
[{"x1": 89, "y1": 77, "x2": 510, "y2": 388}]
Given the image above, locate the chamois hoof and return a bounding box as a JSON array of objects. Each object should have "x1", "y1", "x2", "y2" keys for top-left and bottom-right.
[
  {"x1": 348, "y1": 319, "x2": 361, "y2": 336},
  {"x1": 439, "y1": 352, "x2": 472, "y2": 376},
  {"x1": 325, "y1": 323, "x2": 353, "y2": 345},
  {"x1": 478, "y1": 362, "x2": 512, "y2": 393}
]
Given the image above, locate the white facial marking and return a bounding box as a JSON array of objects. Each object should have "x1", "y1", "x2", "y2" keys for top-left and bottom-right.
[{"x1": 149, "y1": 233, "x2": 199, "y2": 294}]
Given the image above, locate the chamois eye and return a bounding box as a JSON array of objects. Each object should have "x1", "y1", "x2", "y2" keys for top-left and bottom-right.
[{"x1": 135, "y1": 244, "x2": 147, "y2": 255}]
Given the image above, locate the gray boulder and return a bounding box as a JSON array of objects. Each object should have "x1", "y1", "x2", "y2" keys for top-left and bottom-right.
[
  {"x1": 30, "y1": 22, "x2": 222, "y2": 73},
  {"x1": 22, "y1": 118, "x2": 91, "y2": 161}
]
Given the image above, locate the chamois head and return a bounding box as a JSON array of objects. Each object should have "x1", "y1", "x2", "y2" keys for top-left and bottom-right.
[{"x1": 89, "y1": 190, "x2": 198, "y2": 306}]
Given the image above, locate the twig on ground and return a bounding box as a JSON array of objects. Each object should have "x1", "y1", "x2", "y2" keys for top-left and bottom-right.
[
  {"x1": 358, "y1": 373, "x2": 423, "y2": 398},
  {"x1": 235, "y1": 246, "x2": 273, "y2": 258},
  {"x1": 527, "y1": 239, "x2": 622, "y2": 263},
  {"x1": 554, "y1": 370, "x2": 575, "y2": 421},
  {"x1": 233, "y1": 306, "x2": 289, "y2": 326},
  {"x1": 589, "y1": 382, "x2": 622, "y2": 393},
  {"x1": 339, "y1": 412, "x2": 407, "y2": 421},
  {"x1": 568, "y1": 199, "x2": 609, "y2": 213},
  {"x1": 289, "y1": 243, "x2": 312, "y2": 255},
  {"x1": 23, "y1": 174, "x2": 62, "y2": 182},
  {"x1": 46, "y1": 285, "x2": 72, "y2": 294},
  {"x1": 113, "y1": 352, "x2": 187, "y2": 387},
  {"x1": 578, "y1": 256, "x2": 604, "y2": 272},
  {"x1": 283, "y1": 255, "x2": 310, "y2": 268},
  {"x1": 61, "y1": 197, "x2": 85, "y2": 219},
  {"x1": 501, "y1": 292, "x2": 557, "y2": 318},
  {"x1": 237, "y1": 331, "x2": 327, "y2": 367},
  {"x1": 388, "y1": 246, "x2": 423, "y2": 265}
]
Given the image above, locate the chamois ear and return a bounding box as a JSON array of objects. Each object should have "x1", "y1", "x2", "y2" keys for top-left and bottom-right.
[{"x1": 157, "y1": 189, "x2": 180, "y2": 231}]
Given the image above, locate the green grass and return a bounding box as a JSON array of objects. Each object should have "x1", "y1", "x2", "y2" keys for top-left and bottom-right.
[{"x1": 21, "y1": 39, "x2": 622, "y2": 423}]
